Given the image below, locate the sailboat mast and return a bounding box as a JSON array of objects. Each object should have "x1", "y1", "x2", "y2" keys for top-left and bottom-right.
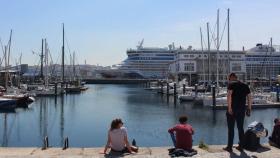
[
  {"x1": 216, "y1": 9, "x2": 220, "y2": 89},
  {"x1": 270, "y1": 37, "x2": 273, "y2": 87},
  {"x1": 200, "y1": 27, "x2": 205, "y2": 85},
  {"x1": 62, "y1": 23, "x2": 65, "y2": 83},
  {"x1": 73, "y1": 52, "x2": 76, "y2": 80},
  {"x1": 40, "y1": 38, "x2": 44, "y2": 79},
  {"x1": 207, "y1": 22, "x2": 211, "y2": 84},
  {"x1": 227, "y1": 8, "x2": 230, "y2": 75},
  {"x1": 45, "y1": 39, "x2": 49, "y2": 87},
  {"x1": 4, "y1": 46, "x2": 8, "y2": 89}
]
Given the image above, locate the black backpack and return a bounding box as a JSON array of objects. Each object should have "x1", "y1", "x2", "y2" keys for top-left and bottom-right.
[{"x1": 243, "y1": 129, "x2": 260, "y2": 151}]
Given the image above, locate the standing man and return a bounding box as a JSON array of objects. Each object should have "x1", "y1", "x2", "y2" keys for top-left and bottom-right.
[{"x1": 223, "y1": 73, "x2": 252, "y2": 152}]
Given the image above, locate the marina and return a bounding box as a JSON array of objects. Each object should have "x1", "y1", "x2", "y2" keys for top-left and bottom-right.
[
  {"x1": 1, "y1": 1, "x2": 280, "y2": 157},
  {"x1": 0, "y1": 84, "x2": 280, "y2": 148}
]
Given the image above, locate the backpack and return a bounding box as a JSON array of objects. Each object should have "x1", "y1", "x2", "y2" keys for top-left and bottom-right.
[
  {"x1": 243, "y1": 129, "x2": 260, "y2": 151},
  {"x1": 271, "y1": 124, "x2": 280, "y2": 147}
]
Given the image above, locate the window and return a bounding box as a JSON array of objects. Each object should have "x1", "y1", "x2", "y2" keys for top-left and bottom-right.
[
  {"x1": 232, "y1": 63, "x2": 242, "y2": 72},
  {"x1": 184, "y1": 63, "x2": 195, "y2": 72}
]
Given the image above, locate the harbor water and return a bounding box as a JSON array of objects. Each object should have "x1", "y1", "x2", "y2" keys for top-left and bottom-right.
[{"x1": 0, "y1": 84, "x2": 279, "y2": 147}]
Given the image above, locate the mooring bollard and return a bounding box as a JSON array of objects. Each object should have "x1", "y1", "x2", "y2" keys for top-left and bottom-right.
[
  {"x1": 195, "y1": 84, "x2": 198, "y2": 98},
  {"x1": 167, "y1": 82, "x2": 170, "y2": 96},
  {"x1": 212, "y1": 85, "x2": 216, "y2": 109},
  {"x1": 132, "y1": 139, "x2": 137, "y2": 146},
  {"x1": 277, "y1": 84, "x2": 279, "y2": 102},
  {"x1": 63, "y1": 137, "x2": 69, "y2": 150},
  {"x1": 183, "y1": 84, "x2": 186, "y2": 94},
  {"x1": 42, "y1": 136, "x2": 49, "y2": 150}
]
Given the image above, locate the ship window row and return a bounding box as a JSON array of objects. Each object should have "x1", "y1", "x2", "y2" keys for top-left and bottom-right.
[
  {"x1": 128, "y1": 57, "x2": 174, "y2": 60},
  {"x1": 246, "y1": 58, "x2": 280, "y2": 61},
  {"x1": 180, "y1": 54, "x2": 242, "y2": 59}
]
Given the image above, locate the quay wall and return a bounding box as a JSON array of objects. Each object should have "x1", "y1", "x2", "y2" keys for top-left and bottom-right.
[{"x1": 0, "y1": 144, "x2": 279, "y2": 157}]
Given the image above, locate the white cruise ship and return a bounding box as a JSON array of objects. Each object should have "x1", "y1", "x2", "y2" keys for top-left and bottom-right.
[
  {"x1": 246, "y1": 43, "x2": 280, "y2": 81},
  {"x1": 117, "y1": 40, "x2": 177, "y2": 79}
]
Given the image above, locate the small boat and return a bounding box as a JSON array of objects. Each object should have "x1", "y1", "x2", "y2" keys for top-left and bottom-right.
[
  {"x1": 65, "y1": 86, "x2": 82, "y2": 93},
  {"x1": 80, "y1": 86, "x2": 89, "y2": 91},
  {"x1": 178, "y1": 92, "x2": 195, "y2": 102},
  {"x1": 0, "y1": 97, "x2": 17, "y2": 109}
]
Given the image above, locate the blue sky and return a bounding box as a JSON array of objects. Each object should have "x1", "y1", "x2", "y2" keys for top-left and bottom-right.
[{"x1": 0, "y1": 0, "x2": 279, "y2": 66}]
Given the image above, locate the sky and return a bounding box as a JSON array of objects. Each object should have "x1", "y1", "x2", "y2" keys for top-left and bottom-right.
[{"x1": 0, "y1": 0, "x2": 280, "y2": 66}]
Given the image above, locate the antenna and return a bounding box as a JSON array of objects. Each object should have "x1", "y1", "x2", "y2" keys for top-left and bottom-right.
[{"x1": 137, "y1": 39, "x2": 144, "y2": 49}]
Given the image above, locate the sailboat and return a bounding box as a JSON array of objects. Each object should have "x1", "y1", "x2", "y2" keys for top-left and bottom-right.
[{"x1": 1, "y1": 30, "x2": 34, "y2": 108}]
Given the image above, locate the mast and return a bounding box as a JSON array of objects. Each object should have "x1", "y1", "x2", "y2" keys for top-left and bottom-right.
[
  {"x1": 270, "y1": 37, "x2": 273, "y2": 87},
  {"x1": 40, "y1": 38, "x2": 44, "y2": 79},
  {"x1": 4, "y1": 46, "x2": 8, "y2": 89},
  {"x1": 216, "y1": 9, "x2": 220, "y2": 90},
  {"x1": 200, "y1": 27, "x2": 205, "y2": 86},
  {"x1": 45, "y1": 39, "x2": 49, "y2": 88},
  {"x1": 207, "y1": 22, "x2": 211, "y2": 84},
  {"x1": 73, "y1": 51, "x2": 76, "y2": 80},
  {"x1": 227, "y1": 8, "x2": 230, "y2": 75},
  {"x1": 62, "y1": 23, "x2": 65, "y2": 83}
]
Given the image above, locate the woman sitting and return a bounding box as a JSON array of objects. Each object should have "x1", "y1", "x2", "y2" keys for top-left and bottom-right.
[{"x1": 101, "y1": 118, "x2": 138, "y2": 154}]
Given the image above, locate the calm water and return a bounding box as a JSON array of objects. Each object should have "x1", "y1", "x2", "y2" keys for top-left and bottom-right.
[{"x1": 0, "y1": 84, "x2": 279, "y2": 147}]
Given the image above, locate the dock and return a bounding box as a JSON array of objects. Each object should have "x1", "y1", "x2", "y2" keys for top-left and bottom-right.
[
  {"x1": 213, "y1": 103, "x2": 280, "y2": 110},
  {"x1": 0, "y1": 144, "x2": 279, "y2": 157},
  {"x1": 83, "y1": 79, "x2": 157, "y2": 84}
]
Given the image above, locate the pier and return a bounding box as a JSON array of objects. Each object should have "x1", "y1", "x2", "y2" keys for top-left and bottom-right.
[
  {"x1": 83, "y1": 78, "x2": 157, "y2": 84},
  {"x1": 0, "y1": 144, "x2": 279, "y2": 157}
]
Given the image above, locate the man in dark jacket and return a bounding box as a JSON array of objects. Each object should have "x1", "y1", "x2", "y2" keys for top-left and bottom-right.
[{"x1": 223, "y1": 73, "x2": 252, "y2": 152}]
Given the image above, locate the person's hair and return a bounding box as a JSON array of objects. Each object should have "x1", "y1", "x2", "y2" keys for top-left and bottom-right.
[
  {"x1": 110, "y1": 118, "x2": 123, "y2": 130},
  {"x1": 274, "y1": 118, "x2": 280, "y2": 124},
  {"x1": 179, "y1": 115, "x2": 188, "y2": 124},
  {"x1": 229, "y1": 73, "x2": 238, "y2": 79}
]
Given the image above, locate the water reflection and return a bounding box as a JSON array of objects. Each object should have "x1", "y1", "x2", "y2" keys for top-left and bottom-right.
[{"x1": 0, "y1": 84, "x2": 279, "y2": 147}]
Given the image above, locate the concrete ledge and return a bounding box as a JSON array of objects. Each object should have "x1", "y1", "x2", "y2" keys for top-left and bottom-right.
[{"x1": 0, "y1": 145, "x2": 279, "y2": 158}]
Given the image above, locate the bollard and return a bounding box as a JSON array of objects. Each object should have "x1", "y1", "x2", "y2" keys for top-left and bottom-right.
[
  {"x1": 42, "y1": 136, "x2": 49, "y2": 150},
  {"x1": 277, "y1": 84, "x2": 279, "y2": 102},
  {"x1": 167, "y1": 82, "x2": 170, "y2": 96},
  {"x1": 212, "y1": 85, "x2": 216, "y2": 109},
  {"x1": 55, "y1": 82, "x2": 58, "y2": 95},
  {"x1": 132, "y1": 139, "x2": 137, "y2": 146},
  {"x1": 63, "y1": 137, "x2": 69, "y2": 150},
  {"x1": 195, "y1": 84, "x2": 198, "y2": 98},
  {"x1": 183, "y1": 84, "x2": 186, "y2": 94}
]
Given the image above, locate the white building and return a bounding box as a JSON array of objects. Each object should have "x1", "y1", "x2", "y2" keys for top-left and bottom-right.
[{"x1": 169, "y1": 48, "x2": 246, "y2": 85}]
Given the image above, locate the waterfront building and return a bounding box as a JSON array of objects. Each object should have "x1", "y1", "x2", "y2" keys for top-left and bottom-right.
[
  {"x1": 169, "y1": 47, "x2": 246, "y2": 84},
  {"x1": 246, "y1": 43, "x2": 280, "y2": 81}
]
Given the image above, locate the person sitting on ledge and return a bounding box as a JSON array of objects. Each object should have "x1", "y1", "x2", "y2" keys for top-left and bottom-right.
[
  {"x1": 168, "y1": 115, "x2": 194, "y2": 151},
  {"x1": 269, "y1": 118, "x2": 280, "y2": 148},
  {"x1": 100, "y1": 118, "x2": 138, "y2": 154}
]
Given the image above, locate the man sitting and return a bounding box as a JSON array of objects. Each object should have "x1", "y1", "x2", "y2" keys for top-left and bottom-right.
[
  {"x1": 269, "y1": 118, "x2": 280, "y2": 148},
  {"x1": 168, "y1": 115, "x2": 194, "y2": 151}
]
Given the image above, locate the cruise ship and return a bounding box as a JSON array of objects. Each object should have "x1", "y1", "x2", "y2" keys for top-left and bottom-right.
[
  {"x1": 116, "y1": 40, "x2": 177, "y2": 79},
  {"x1": 246, "y1": 43, "x2": 280, "y2": 81}
]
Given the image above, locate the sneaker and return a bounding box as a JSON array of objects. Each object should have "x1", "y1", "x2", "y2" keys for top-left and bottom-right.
[
  {"x1": 223, "y1": 146, "x2": 233, "y2": 152},
  {"x1": 235, "y1": 146, "x2": 243, "y2": 151}
]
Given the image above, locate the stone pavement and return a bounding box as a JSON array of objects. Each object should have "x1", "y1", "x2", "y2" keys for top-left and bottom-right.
[{"x1": 0, "y1": 145, "x2": 279, "y2": 158}]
